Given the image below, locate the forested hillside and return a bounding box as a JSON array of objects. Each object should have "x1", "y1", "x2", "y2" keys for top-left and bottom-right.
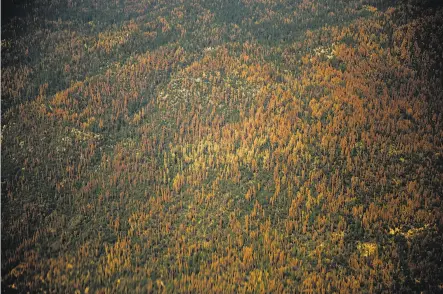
[{"x1": 2, "y1": 0, "x2": 443, "y2": 292}]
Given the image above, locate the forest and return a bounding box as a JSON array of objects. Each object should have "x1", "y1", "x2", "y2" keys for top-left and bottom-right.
[{"x1": 1, "y1": 0, "x2": 443, "y2": 292}]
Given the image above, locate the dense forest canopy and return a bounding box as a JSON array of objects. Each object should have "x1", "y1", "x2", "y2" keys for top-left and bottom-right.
[{"x1": 2, "y1": 0, "x2": 443, "y2": 292}]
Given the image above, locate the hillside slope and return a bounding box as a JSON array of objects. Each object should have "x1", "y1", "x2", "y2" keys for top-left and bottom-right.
[{"x1": 2, "y1": 0, "x2": 443, "y2": 292}]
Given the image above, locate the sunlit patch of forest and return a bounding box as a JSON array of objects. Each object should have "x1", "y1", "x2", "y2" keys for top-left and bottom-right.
[{"x1": 1, "y1": 0, "x2": 443, "y2": 292}]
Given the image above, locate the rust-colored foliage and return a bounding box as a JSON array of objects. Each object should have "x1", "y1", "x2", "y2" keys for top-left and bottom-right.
[{"x1": 2, "y1": 0, "x2": 443, "y2": 293}]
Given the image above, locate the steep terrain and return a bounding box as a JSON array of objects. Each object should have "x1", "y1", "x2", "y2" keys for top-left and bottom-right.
[{"x1": 2, "y1": 0, "x2": 443, "y2": 292}]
